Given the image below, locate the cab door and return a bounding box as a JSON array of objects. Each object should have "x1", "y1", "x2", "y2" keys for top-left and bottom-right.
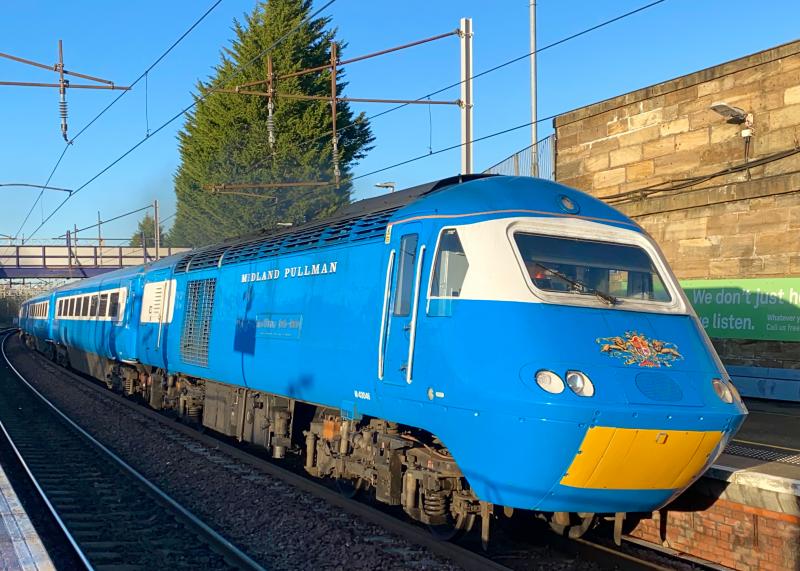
[{"x1": 380, "y1": 224, "x2": 427, "y2": 386}]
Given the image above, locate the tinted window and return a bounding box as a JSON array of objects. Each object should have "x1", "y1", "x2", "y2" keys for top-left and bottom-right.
[
  {"x1": 393, "y1": 234, "x2": 419, "y2": 316},
  {"x1": 58, "y1": 299, "x2": 63, "y2": 317},
  {"x1": 514, "y1": 233, "x2": 671, "y2": 302},
  {"x1": 108, "y1": 292, "x2": 120, "y2": 319},
  {"x1": 68, "y1": 298, "x2": 76, "y2": 316},
  {"x1": 99, "y1": 294, "x2": 108, "y2": 317},
  {"x1": 81, "y1": 296, "x2": 90, "y2": 317},
  {"x1": 90, "y1": 295, "x2": 99, "y2": 317},
  {"x1": 431, "y1": 229, "x2": 469, "y2": 297}
]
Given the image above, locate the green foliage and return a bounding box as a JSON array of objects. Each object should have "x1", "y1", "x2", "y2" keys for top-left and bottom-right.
[
  {"x1": 130, "y1": 214, "x2": 165, "y2": 249},
  {"x1": 169, "y1": 0, "x2": 373, "y2": 247}
]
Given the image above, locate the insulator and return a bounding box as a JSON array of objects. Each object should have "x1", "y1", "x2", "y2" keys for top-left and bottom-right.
[
  {"x1": 59, "y1": 100, "x2": 68, "y2": 119},
  {"x1": 267, "y1": 116, "x2": 275, "y2": 147},
  {"x1": 423, "y1": 490, "x2": 447, "y2": 517},
  {"x1": 332, "y1": 139, "x2": 341, "y2": 182}
]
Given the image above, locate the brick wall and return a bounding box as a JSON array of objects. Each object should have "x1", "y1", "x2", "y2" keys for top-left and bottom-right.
[
  {"x1": 630, "y1": 491, "x2": 800, "y2": 571},
  {"x1": 553, "y1": 40, "x2": 800, "y2": 368}
]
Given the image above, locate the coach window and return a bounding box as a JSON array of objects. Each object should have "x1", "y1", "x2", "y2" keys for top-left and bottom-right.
[
  {"x1": 81, "y1": 296, "x2": 90, "y2": 317},
  {"x1": 99, "y1": 294, "x2": 108, "y2": 317},
  {"x1": 108, "y1": 292, "x2": 120, "y2": 319},
  {"x1": 393, "y1": 234, "x2": 419, "y2": 317},
  {"x1": 430, "y1": 229, "x2": 469, "y2": 298},
  {"x1": 57, "y1": 300, "x2": 63, "y2": 317},
  {"x1": 68, "y1": 298, "x2": 75, "y2": 316},
  {"x1": 89, "y1": 295, "x2": 99, "y2": 317}
]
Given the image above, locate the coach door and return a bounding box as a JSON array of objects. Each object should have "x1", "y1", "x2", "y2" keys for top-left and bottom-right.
[{"x1": 379, "y1": 224, "x2": 427, "y2": 386}]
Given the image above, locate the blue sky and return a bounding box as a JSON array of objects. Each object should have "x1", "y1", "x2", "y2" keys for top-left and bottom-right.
[{"x1": 0, "y1": 0, "x2": 797, "y2": 243}]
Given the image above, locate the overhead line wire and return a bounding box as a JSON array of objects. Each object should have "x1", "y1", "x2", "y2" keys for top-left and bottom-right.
[
  {"x1": 26, "y1": 0, "x2": 656, "y2": 242},
  {"x1": 239, "y1": 0, "x2": 667, "y2": 179},
  {"x1": 13, "y1": 0, "x2": 225, "y2": 242},
  {"x1": 362, "y1": 0, "x2": 666, "y2": 121},
  {"x1": 23, "y1": 0, "x2": 339, "y2": 243}
]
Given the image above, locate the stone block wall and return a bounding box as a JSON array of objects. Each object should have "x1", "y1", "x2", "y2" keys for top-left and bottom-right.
[
  {"x1": 554, "y1": 40, "x2": 800, "y2": 202},
  {"x1": 553, "y1": 40, "x2": 800, "y2": 369}
]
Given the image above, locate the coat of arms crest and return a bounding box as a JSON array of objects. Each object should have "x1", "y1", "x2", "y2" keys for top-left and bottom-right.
[{"x1": 596, "y1": 331, "x2": 683, "y2": 368}]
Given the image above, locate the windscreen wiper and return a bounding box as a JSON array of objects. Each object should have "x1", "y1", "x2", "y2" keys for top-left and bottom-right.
[{"x1": 534, "y1": 262, "x2": 618, "y2": 306}]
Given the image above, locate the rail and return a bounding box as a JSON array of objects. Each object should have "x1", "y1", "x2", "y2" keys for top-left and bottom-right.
[
  {"x1": 0, "y1": 332, "x2": 264, "y2": 571},
  {"x1": 6, "y1": 332, "x2": 717, "y2": 570}
]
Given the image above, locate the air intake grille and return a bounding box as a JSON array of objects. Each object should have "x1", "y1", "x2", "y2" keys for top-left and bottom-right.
[
  {"x1": 180, "y1": 278, "x2": 216, "y2": 367},
  {"x1": 634, "y1": 373, "x2": 683, "y2": 402},
  {"x1": 175, "y1": 206, "x2": 400, "y2": 273}
]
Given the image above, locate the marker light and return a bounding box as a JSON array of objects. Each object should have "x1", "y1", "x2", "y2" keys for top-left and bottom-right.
[
  {"x1": 535, "y1": 370, "x2": 565, "y2": 394},
  {"x1": 711, "y1": 378, "x2": 733, "y2": 404},
  {"x1": 566, "y1": 371, "x2": 595, "y2": 397}
]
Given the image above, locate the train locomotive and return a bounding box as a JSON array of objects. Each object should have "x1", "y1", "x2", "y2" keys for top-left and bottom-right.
[{"x1": 19, "y1": 174, "x2": 747, "y2": 539}]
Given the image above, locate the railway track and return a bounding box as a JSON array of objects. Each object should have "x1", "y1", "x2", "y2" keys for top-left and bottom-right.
[
  {"x1": 0, "y1": 332, "x2": 265, "y2": 571},
  {"x1": 1, "y1": 331, "x2": 714, "y2": 570}
]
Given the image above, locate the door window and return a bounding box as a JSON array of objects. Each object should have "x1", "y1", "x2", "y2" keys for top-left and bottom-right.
[{"x1": 393, "y1": 234, "x2": 418, "y2": 317}]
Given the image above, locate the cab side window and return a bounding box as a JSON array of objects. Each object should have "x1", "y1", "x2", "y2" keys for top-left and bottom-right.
[
  {"x1": 430, "y1": 229, "x2": 469, "y2": 298},
  {"x1": 393, "y1": 234, "x2": 419, "y2": 317},
  {"x1": 108, "y1": 292, "x2": 120, "y2": 319}
]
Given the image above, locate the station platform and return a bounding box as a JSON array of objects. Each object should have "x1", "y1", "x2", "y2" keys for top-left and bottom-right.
[
  {"x1": 630, "y1": 397, "x2": 800, "y2": 570},
  {"x1": 0, "y1": 462, "x2": 54, "y2": 571}
]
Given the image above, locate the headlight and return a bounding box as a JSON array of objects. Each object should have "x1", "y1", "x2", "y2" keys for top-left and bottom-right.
[
  {"x1": 535, "y1": 370, "x2": 564, "y2": 394},
  {"x1": 711, "y1": 378, "x2": 733, "y2": 404},
  {"x1": 566, "y1": 370, "x2": 595, "y2": 397}
]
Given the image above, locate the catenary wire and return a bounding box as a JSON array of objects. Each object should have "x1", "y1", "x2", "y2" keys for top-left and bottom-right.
[
  {"x1": 12, "y1": 0, "x2": 225, "y2": 243},
  {"x1": 22, "y1": 0, "x2": 338, "y2": 243},
  {"x1": 23, "y1": 0, "x2": 656, "y2": 241},
  {"x1": 237, "y1": 0, "x2": 668, "y2": 179}
]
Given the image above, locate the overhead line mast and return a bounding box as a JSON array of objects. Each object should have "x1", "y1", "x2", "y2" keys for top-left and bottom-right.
[
  {"x1": 211, "y1": 26, "x2": 467, "y2": 190},
  {"x1": 0, "y1": 40, "x2": 131, "y2": 141}
]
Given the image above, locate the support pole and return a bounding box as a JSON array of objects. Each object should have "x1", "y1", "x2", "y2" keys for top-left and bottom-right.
[
  {"x1": 97, "y1": 210, "x2": 103, "y2": 267},
  {"x1": 66, "y1": 230, "x2": 72, "y2": 275},
  {"x1": 529, "y1": 1, "x2": 539, "y2": 176},
  {"x1": 153, "y1": 199, "x2": 160, "y2": 261},
  {"x1": 459, "y1": 18, "x2": 473, "y2": 175}
]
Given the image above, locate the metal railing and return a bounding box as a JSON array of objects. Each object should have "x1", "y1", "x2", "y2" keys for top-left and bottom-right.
[
  {"x1": 0, "y1": 245, "x2": 190, "y2": 279},
  {"x1": 483, "y1": 134, "x2": 555, "y2": 180}
]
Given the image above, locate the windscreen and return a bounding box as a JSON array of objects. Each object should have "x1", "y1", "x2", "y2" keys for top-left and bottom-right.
[{"x1": 514, "y1": 233, "x2": 671, "y2": 303}]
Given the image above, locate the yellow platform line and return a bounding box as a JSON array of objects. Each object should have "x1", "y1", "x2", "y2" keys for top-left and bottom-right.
[{"x1": 731, "y1": 438, "x2": 800, "y2": 454}]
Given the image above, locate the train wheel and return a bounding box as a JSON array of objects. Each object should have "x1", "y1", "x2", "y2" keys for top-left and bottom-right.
[
  {"x1": 334, "y1": 476, "x2": 365, "y2": 499},
  {"x1": 549, "y1": 512, "x2": 595, "y2": 538},
  {"x1": 427, "y1": 512, "x2": 476, "y2": 541}
]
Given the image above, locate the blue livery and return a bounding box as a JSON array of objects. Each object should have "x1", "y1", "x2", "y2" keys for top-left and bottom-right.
[{"x1": 20, "y1": 175, "x2": 746, "y2": 536}]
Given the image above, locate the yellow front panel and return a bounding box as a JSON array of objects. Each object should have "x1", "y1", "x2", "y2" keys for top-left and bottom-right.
[{"x1": 560, "y1": 427, "x2": 723, "y2": 490}]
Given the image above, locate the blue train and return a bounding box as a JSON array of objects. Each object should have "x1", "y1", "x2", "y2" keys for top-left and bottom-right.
[{"x1": 19, "y1": 174, "x2": 746, "y2": 539}]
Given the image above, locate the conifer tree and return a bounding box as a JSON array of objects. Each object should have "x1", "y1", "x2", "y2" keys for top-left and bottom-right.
[
  {"x1": 129, "y1": 213, "x2": 165, "y2": 248},
  {"x1": 169, "y1": 0, "x2": 373, "y2": 246}
]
